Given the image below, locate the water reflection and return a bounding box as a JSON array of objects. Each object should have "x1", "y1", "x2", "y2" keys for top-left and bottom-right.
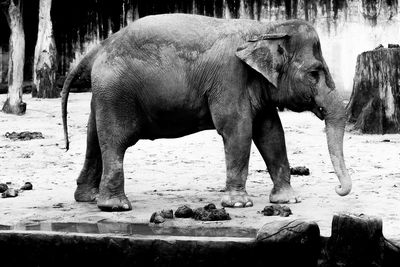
[{"x1": 0, "y1": 221, "x2": 257, "y2": 238}]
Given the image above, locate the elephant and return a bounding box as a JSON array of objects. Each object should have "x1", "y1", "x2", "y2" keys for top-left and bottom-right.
[{"x1": 61, "y1": 14, "x2": 352, "y2": 211}]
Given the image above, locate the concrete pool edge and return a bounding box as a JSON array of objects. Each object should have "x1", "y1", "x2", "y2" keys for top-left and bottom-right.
[{"x1": 0, "y1": 214, "x2": 399, "y2": 266}]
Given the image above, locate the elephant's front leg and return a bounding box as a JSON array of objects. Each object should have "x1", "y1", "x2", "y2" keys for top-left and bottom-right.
[
  {"x1": 219, "y1": 119, "x2": 253, "y2": 208},
  {"x1": 253, "y1": 108, "x2": 301, "y2": 203}
]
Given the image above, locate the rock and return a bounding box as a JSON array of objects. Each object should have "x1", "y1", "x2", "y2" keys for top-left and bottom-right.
[
  {"x1": 261, "y1": 204, "x2": 292, "y2": 217},
  {"x1": 192, "y1": 207, "x2": 231, "y2": 221},
  {"x1": 20, "y1": 182, "x2": 33, "y2": 190},
  {"x1": 1, "y1": 188, "x2": 19, "y2": 198},
  {"x1": 160, "y1": 209, "x2": 173, "y2": 219},
  {"x1": 290, "y1": 166, "x2": 310, "y2": 175},
  {"x1": 0, "y1": 183, "x2": 8, "y2": 193},
  {"x1": 374, "y1": 44, "x2": 384, "y2": 50},
  {"x1": 174, "y1": 205, "x2": 193, "y2": 218}
]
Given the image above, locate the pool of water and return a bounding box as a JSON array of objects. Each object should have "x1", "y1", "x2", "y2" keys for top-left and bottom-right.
[{"x1": 0, "y1": 221, "x2": 257, "y2": 238}]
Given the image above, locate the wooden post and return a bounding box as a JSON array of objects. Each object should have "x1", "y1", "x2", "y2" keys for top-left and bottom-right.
[
  {"x1": 327, "y1": 213, "x2": 385, "y2": 266},
  {"x1": 32, "y1": 0, "x2": 58, "y2": 98},
  {"x1": 1, "y1": 0, "x2": 26, "y2": 115},
  {"x1": 256, "y1": 220, "x2": 320, "y2": 266},
  {"x1": 347, "y1": 47, "x2": 400, "y2": 134}
]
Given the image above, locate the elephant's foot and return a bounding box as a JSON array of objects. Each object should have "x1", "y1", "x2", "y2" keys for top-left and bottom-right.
[
  {"x1": 221, "y1": 190, "x2": 253, "y2": 208},
  {"x1": 74, "y1": 185, "x2": 99, "y2": 202},
  {"x1": 269, "y1": 185, "x2": 301, "y2": 204},
  {"x1": 97, "y1": 194, "x2": 132, "y2": 212}
]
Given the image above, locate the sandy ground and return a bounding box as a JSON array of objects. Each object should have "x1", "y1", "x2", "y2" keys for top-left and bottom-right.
[{"x1": 0, "y1": 93, "x2": 399, "y2": 239}]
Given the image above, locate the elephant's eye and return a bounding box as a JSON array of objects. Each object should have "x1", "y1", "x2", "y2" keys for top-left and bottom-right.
[{"x1": 309, "y1": 70, "x2": 320, "y2": 84}]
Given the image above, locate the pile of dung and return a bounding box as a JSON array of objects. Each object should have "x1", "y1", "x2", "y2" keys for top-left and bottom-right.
[
  {"x1": 261, "y1": 204, "x2": 292, "y2": 217},
  {"x1": 5, "y1": 131, "x2": 44, "y2": 141},
  {"x1": 150, "y1": 203, "x2": 230, "y2": 224},
  {"x1": 290, "y1": 166, "x2": 310, "y2": 176}
]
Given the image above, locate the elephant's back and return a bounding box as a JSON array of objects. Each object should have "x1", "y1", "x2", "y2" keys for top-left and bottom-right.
[
  {"x1": 124, "y1": 14, "x2": 260, "y2": 51},
  {"x1": 127, "y1": 14, "x2": 223, "y2": 50}
]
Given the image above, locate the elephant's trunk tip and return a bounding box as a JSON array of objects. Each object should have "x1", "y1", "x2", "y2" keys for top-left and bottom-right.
[{"x1": 335, "y1": 181, "x2": 352, "y2": 196}]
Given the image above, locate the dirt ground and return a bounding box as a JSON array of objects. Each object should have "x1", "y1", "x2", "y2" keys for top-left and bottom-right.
[{"x1": 0, "y1": 93, "x2": 399, "y2": 240}]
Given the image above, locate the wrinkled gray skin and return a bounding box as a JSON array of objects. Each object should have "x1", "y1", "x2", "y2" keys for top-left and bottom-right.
[{"x1": 62, "y1": 14, "x2": 352, "y2": 211}]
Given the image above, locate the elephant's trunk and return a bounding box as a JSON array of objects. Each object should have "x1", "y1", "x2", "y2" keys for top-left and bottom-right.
[{"x1": 319, "y1": 90, "x2": 352, "y2": 196}]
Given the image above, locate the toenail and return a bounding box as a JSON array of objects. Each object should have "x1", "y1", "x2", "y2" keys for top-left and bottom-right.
[{"x1": 245, "y1": 202, "x2": 253, "y2": 207}]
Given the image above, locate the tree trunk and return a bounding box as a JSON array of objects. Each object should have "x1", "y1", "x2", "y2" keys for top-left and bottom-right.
[
  {"x1": 1, "y1": 0, "x2": 26, "y2": 115},
  {"x1": 327, "y1": 213, "x2": 385, "y2": 266},
  {"x1": 32, "y1": 0, "x2": 58, "y2": 98},
  {"x1": 256, "y1": 220, "x2": 320, "y2": 266},
  {"x1": 347, "y1": 47, "x2": 400, "y2": 134}
]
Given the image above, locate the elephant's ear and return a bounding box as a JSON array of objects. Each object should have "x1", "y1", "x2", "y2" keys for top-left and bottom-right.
[{"x1": 235, "y1": 33, "x2": 290, "y2": 88}]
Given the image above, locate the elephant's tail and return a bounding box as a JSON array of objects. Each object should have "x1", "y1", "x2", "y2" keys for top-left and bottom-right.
[{"x1": 61, "y1": 45, "x2": 101, "y2": 151}]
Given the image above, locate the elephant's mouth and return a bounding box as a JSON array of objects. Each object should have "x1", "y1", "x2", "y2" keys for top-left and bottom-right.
[{"x1": 311, "y1": 106, "x2": 325, "y2": 120}]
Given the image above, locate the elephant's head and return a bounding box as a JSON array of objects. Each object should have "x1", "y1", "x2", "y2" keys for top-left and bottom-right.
[{"x1": 236, "y1": 20, "x2": 352, "y2": 196}]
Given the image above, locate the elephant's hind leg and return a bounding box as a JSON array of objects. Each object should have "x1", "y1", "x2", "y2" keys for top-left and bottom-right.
[
  {"x1": 74, "y1": 109, "x2": 102, "y2": 202},
  {"x1": 253, "y1": 108, "x2": 301, "y2": 204},
  {"x1": 95, "y1": 108, "x2": 139, "y2": 212}
]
